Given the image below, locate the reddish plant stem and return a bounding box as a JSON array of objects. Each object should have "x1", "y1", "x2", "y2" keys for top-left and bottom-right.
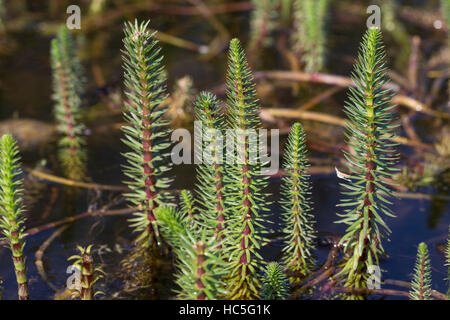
[
  {"x1": 138, "y1": 53, "x2": 159, "y2": 245},
  {"x1": 80, "y1": 252, "x2": 94, "y2": 300},
  {"x1": 195, "y1": 241, "x2": 207, "y2": 300}
]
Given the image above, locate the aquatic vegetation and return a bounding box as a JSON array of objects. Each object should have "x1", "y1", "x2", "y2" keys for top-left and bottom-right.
[
  {"x1": 0, "y1": 134, "x2": 28, "y2": 300},
  {"x1": 155, "y1": 206, "x2": 225, "y2": 300},
  {"x1": 281, "y1": 122, "x2": 316, "y2": 282},
  {"x1": 248, "y1": 0, "x2": 278, "y2": 51},
  {"x1": 379, "y1": 0, "x2": 411, "y2": 69},
  {"x1": 335, "y1": 28, "x2": 399, "y2": 293},
  {"x1": 121, "y1": 20, "x2": 173, "y2": 249},
  {"x1": 1, "y1": 1, "x2": 450, "y2": 302},
  {"x1": 67, "y1": 245, "x2": 104, "y2": 300},
  {"x1": 222, "y1": 38, "x2": 270, "y2": 300},
  {"x1": 261, "y1": 262, "x2": 290, "y2": 300},
  {"x1": 50, "y1": 27, "x2": 87, "y2": 181},
  {"x1": 409, "y1": 242, "x2": 432, "y2": 300},
  {"x1": 292, "y1": 0, "x2": 329, "y2": 72},
  {"x1": 193, "y1": 92, "x2": 227, "y2": 248}
]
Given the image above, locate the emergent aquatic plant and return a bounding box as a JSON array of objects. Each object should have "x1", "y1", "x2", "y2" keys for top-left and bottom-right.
[
  {"x1": 292, "y1": 0, "x2": 329, "y2": 72},
  {"x1": 261, "y1": 262, "x2": 290, "y2": 300},
  {"x1": 121, "y1": 20, "x2": 172, "y2": 248},
  {"x1": 194, "y1": 92, "x2": 226, "y2": 249},
  {"x1": 223, "y1": 38, "x2": 270, "y2": 300},
  {"x1": 50, "y1": 27, "x2": 87, "y2": 181},
  {"x1": 68, "y1": 245, "x2": 104, "y2": 300},
  {"x1": 0, "y1": 134, "x2": 28, "y2": 300},
  {"x1": 409, "y1": 242, "x2": 432, "y2": 300},
  {"x1": 281, "y1": 122, "x2": 316, "y2": 282},
  {"x1": 248, "y1": 0, "x2": 278, "y2": 51},
  {"x1": 335, "y1": 28, "x2": 399, "y2": 292},
  {"x1": 155, "y1": 206, "x2": 225, "y2": 300}
]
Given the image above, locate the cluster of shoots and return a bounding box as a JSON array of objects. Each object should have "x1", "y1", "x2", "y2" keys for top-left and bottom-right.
[
  {"x1": 0, "y1": 134, "x2": 28, "y2": 300},
  {"x1": 67, "y1": 245, "x2": 104, "y2": 300},
  {"x1": 117, "y1": 21, "x2": 406, "y2": 301},
  {"x1": 50, "y1": 27, "x2": 87, "y2": 181},
  {"x1": 2, "y1": 12, "x2": 448, "y2": 300}
]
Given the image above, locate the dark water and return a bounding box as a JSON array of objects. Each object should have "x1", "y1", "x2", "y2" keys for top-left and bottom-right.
[{"x1": 0, "y1": 1, "x2": 449, "y2": 300}]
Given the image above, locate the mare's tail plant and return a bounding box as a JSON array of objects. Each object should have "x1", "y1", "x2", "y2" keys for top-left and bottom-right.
[
  {"x1": 281, "y1": 122, "x2": 316, "y2": 282},
  {"x1": 248, "y1": 0, "x2": 278, "y2": 51},
  {"x1": 409, "y1": 242, "x2": 432, "y2": 300},
  {"x1": 292, "y1": 0, "x2": 329, "y2": 72},
  {"x1": 155, "y1": 206, "x2": 226, "y2": 299},
  {"x1": 0, "y1": 134, "x2": 28, "y2": 300},
  {"x1": 51, "y1": 27, "x2": 87, "y2": 181},
  {"x1": 194, "y1": 92, "x2": 226, "y2": 249},
  {"x1": 261, "y1": 262, "x2": 290, "y2": 300},
  {"x1": 223, "y1": 38, "x2": 270, "y2": 300},
  {"x1": 335, "y1": 28, "x2": 399, "y2": 294},
  {"x1": 121, "y1": 20, "x2": 172, "y2": 249},
  {"x1": 68, "y1": 245, "x2": 104, "y2": 300}
]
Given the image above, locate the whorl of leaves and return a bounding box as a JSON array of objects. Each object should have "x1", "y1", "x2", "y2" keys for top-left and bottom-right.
[
  {"x1": 261, "y1": 262, "x2": 290, "y2": 300},
  {"x1": 121, "y1": 20, "x2": 172, "y2": 248}
]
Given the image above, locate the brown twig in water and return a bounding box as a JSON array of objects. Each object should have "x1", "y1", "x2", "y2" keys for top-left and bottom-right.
[
  {"x1": 262, "y1": 108, "x2": 433, "y2": 149},
  {"x1": 35, "y1": 225, "x2": 69, "y2": 291},
  {"x1": 0, "y1": 207, "x2": 135, "y2": 247},
  {"x1": 384, "y1": 279, "x2": 448, "y2": 300},
  {"x1": 298, "y1": 87, "x2": 344, "y2": 111},
  {"x1": 253, "y1": 71, "x2": 450, "y2": 119},
  {"x1": 289, "y1": 238, "x2": 341, "y2": 298},
  {"x1": 26, "y1": 168, "x2": 128, "y2": 191}
]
